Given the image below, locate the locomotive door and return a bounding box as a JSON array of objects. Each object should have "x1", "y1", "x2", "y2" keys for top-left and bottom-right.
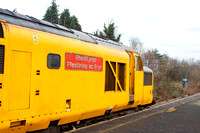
[
  {"x1": 128, "y1": 52, "x2": 135, "y2": 102},
  {"x1": 9, "y1": 51, "x2": 31, "y2": 110},
  {"x1": 127, "y1": 51, "x2": 144, "y2": 104},
  {"x1": 134, "y1": 55, "x2": 144, "y2": 105}
]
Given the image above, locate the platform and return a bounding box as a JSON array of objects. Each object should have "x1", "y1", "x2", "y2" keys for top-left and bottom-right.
[{"x1": 69, "y1": 93, "x2": 200, "y2": 133}]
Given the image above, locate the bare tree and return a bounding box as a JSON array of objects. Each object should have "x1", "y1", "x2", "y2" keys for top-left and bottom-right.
[{"x1": 129, "y1": 37, "x2": 143, "y2": 54}]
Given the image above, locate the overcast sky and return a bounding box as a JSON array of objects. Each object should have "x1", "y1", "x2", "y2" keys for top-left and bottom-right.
[{"x1": 1, "y1": 0, "x2": 200, "y2": 60}]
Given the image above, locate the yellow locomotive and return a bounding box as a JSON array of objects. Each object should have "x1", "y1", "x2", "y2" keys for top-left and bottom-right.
[{"x1": 0, "y1": 8, "x2": 153, "y2": 133}]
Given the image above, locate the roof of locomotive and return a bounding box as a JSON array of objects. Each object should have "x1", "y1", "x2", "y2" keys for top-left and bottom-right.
[
  {"x1": 143, "y1": 66, "x2": 153, "y2": 74},
  {"x1": 0, "y1": 8, "x2": 132, "y2": 51}
]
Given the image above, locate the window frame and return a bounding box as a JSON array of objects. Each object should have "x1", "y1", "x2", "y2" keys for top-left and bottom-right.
[
  {"x1": 0, "y1": 45, "x2": 5, "y2": 74},
  {"x1": 105, "y1": 61, "x2": 115, "y2": 91},
  {"x1": 135, "y1": 56, "x2": 142, "y2": 71},
  {"x1": 144, "y1": 72, "x2": 153, "y2": 86},
  {"x1": 105, "y1": 61, "x2": 126, "y2": 92},
  {"x1": 47, "y1": 53, "x2": 61, "y2": 69}
]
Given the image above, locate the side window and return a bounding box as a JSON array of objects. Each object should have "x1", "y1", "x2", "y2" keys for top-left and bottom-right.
[
  {"x1": 105, "y1": 61, "x2": 126, "y2": 91},
  {"x1": 0, "y1": 45, "x2": 5, "y2": 74},
  {"x1": 105, "y1": 61, "x2": 115, "y2": 91},
  {"x1": 135, "y1": 56, "x2": 142, "y2": 71},
  {"x1": 144, "y1": 73, "x2": 152, "y2": 86},
  {"x1": 47, "y1": 53, "x2": 61, "y2": 69},
  {"x1": 118, "y1": 63, "x2": 125, "y2": 91},
  {"x1": 0, "y1": 23, "x2": 3, "y2": 38}
]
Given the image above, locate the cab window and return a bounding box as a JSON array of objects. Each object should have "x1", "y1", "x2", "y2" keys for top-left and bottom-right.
[
  {"x1": 135, "y1": 56, "x2": 142, "y2": 71},
  {"x1": 144, "y1": 73, "x2": 152, "y2": 85}
]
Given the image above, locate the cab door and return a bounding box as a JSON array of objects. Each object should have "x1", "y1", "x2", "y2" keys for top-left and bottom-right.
[
  {"x1": 134, "y1": 55, "x2": 144, "y2": 105},
  {"x1": 0, "y1": 22, "x2": 5, "y2": 111},
  {"x1": 127, "y1": 51, "x2": 144, "y2": 105},
  {"x1": 128, "y1": 52, "x2": 135, "y2": 102}
]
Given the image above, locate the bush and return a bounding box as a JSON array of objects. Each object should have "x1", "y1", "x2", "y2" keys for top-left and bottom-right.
[{"x1": 143, "y1": 49, "x2": 200, "y2": 102}]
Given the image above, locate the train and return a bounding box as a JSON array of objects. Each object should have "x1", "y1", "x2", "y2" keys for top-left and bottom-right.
[{"x1": 0, "y1": 8, "x2": 153, "y2": 133}]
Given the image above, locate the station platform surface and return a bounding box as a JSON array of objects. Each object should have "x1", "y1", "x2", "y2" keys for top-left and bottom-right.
[{"x1": 70, "y1": 93, "x2": 200, "y2": 133}]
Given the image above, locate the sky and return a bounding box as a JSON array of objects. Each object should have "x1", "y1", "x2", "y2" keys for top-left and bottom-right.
[{"x1": 1, "y1": 0, "x2": 200, "y2": 60}]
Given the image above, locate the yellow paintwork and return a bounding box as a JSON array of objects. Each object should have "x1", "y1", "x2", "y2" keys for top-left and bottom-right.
[
  {"x1": 0, "y1": 21, "x2": 153, "y2": 133},
  {"x1": 142, "y1": 86, "x2": 153, "y2": 105},
  {"x1": 126, "y1": 52, "x2": 153, "y2": 106},
  {"x1": 9, "y1": 51, "x2": 31, "y2": 110},
  {"x1": 127, "y1": 52, "x2": 134, "y2": 95}
]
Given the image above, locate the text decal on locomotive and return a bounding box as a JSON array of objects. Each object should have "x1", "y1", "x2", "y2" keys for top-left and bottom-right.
[{"x1": 65, "y1": 53, "x2": 103, "y2": 71}]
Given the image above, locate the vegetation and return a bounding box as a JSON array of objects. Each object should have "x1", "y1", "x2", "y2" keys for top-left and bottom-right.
[
  {"x1": 59, "y1": 9, "x2": 70, "y2": 26},
  {"x1": 59, "y1": 9, "x2": 82, "y2": 31},
  {"x1": 94, "y1": 21, "x2": 121, "y2": 42},
  {"x1": 142, "y1": 49, "x2": 200, "y2": 102},
  {"x1": 43, "y1": 0, "x2": 82, "y2": 31},
  {"x1": 43, "y1": 0, "x2": 59, "y2": 24},
  {"x1": 129, "y1": 37, "x2": 143, "y2": 54}
]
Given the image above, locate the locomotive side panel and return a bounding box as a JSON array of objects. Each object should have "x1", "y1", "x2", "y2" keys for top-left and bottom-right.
[
  {"x1": 0, "y1": 22, "x2": 130, "y2": 132},
  {"x1": 0, "y1": 8, "x2": 154, "y2": 132}
]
